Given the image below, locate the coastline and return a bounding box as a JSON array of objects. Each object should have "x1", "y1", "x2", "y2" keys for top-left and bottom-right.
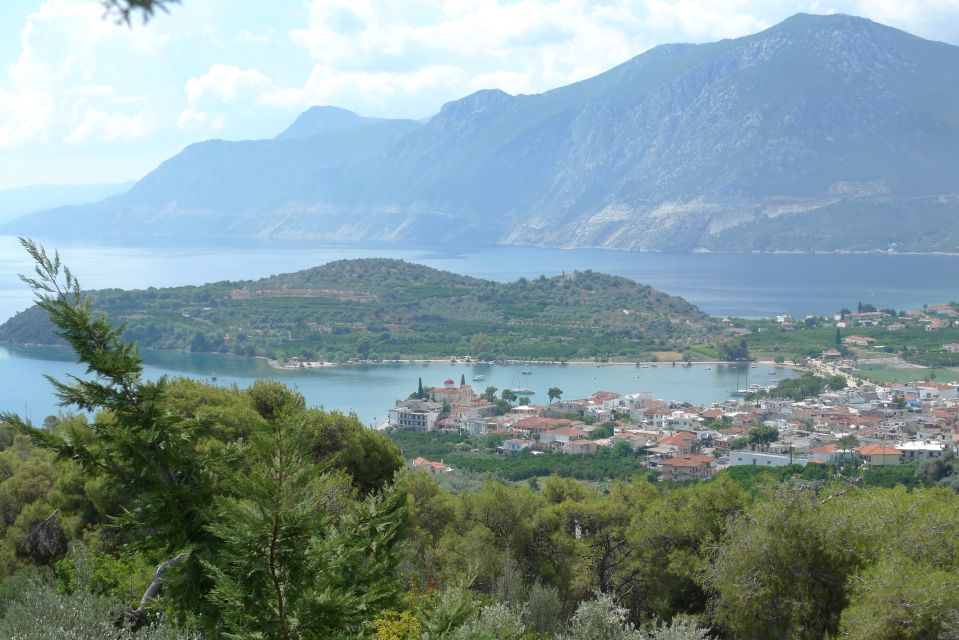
[{"x1": 265, "y1": 355, "x2": 804, "y2": 372}]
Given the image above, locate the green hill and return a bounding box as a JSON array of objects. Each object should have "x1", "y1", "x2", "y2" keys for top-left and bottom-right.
[{"x1": 0, "y1": 259, "x2": 716, "y2": 361}]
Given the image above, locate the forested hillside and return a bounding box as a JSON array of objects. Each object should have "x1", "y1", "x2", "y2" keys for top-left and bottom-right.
[{"x1": 0, "y1": 258, "x2": 715, "y2": 361}]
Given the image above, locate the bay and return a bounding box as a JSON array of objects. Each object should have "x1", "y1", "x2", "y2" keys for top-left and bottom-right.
[
  {"x1": 0, "y1": 345, "x2": 794, "y2": 426},
  {"x1": 3, "y1": 235, "x2": 959, "y2": 323}
]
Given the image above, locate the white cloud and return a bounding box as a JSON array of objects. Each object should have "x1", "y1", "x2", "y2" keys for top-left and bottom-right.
[
  {"x1": 3, "y1": 0, "x2": 959, "y2": 187},
  {"x1": 65, "y1": 108, "x2": 156, "y2": 144},
  {"x1": 0, "y1": 0, "x2": 175, "y2": 149},
  {"x1": 262, "y1": 64, "x2": 467, "y2": 111},
  {"x1": 176, "y1": 107, "x2": 225, "y2": 131},
  {"x1": 185, "y1": 63, "x2": 276, "y2": 105},
  {"x1": 274, "y1": 0, "x2": 780, "y2": 117}
]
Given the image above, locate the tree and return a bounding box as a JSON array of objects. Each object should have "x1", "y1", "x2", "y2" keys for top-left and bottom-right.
[
  {"x1": 501, "y1": 389, "x2": 517, "y2": 406},
  {"x1": 747, "y1": 423, "x2": 779, "y2": 450},
  {"x1": 205, "y1": 405, "x2": 406, "y2": 639},
  {"x1": 1, "y1": 241, "x2": 406, "y2": 629},
  {"x1": 483, "y1": 386, "x2": 498, "y2": 403},
  {"x1": 548, "y1": 387, "x2": 563, "y2": 403},
  {"x1": 836, "y1": 434, "x2": 860, "y2": 450},
  {"x1": 716, "y1": 338, "x2": 750, "y2": 362},
  {"x1": 2, "y1": 240, "x2": 223, "y2": 613},
  {"x1": 417, "y1": 378, "x2": 425, "y2": 399},
  {"x1": 836, "y1": 326, "x2": 842, "y2": 348},
  {"x1": 103, "y1": 0, "x2": 181, "y2": 25},
  {"x1": 460, "y1": 374, "x2": 466, "y2": 387}
]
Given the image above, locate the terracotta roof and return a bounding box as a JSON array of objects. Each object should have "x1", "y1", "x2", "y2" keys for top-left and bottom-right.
[
  {"x1": 550, "y1": 427, "x2": 587, "y2": 437},
  {"x1": 657, "y1": 454, "x2": 715, "y2": 468},
  {"x1": 810, "y1": 444, "x2": 838, "y2": 455},
  {"x1": 856, "y1": 444, "x2": 902, "y2": 456}
]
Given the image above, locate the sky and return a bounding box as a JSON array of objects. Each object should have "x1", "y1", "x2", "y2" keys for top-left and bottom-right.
[{"x1": 1, "y1": 0, "x2": 958, "y2": 190}]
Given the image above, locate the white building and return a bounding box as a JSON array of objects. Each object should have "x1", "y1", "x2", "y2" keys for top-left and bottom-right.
[
  {"x1": 730, "y1": 451, "x2": 807, "y2": 467},
  {"x1": 388, "y1": 400, "x2": 443, "y2": 432},
  {"x1": 896, "y1": 440, "x2": 947, "y2": 461}
]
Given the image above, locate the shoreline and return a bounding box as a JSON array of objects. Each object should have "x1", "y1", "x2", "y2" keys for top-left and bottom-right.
[{"x1": 265, "y1": 355, "x2": 803, "y2": 371}]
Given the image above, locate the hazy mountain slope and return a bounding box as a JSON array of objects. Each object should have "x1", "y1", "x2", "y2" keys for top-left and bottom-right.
[
  {"x1": 0, "y1": 182, "x2": 132, "y2": 224},
  {"x1": 275, "y1": 105, "x2": 388, "y2": 140},
  {"x1": 7, "y1": 13, "x2": 959, "y2": 252}
]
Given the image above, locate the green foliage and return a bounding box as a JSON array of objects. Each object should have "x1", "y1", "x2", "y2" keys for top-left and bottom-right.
[
  {"x1": 0, "y1": 568, "x2": 192, "y2": 639},
  {"x1": 588, "y1": 422, "x2": 615, "y2": 439},
  {"x1": 0, "y1": 258, "x2": 716, "y2": 362},
  {"x1": 204, "y1": 405, "x2": 406, "y2": 638},
  {"x1": 715, "y1": 338, "x2": 750, "y2": 362},
  {"x1": 558, "y1": 593, "x2": 643, "y2": 640},
  {"x1": 746, "y1": 423, "x2": 779, "y2": 448},
  {"x1": 839, "y1": 557, "x2": 959, "y2": 640},
  {"x1": 450, "y1": 602, "x2": 527, "y2": 640},
  {"x1": 11, "y1": 243, "x2": 959, "y2": 639},
  {"x1": 754, "y1": 373, "x2": 846, "y2": 401}
]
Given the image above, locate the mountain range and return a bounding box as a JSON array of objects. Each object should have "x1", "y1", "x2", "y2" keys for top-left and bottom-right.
[
  {"x1": 0, "y1": 182, "x2": 132, "y2": 225},
  {"x1": 6, "y1": 13, "x2": 959, "y2": 253}
]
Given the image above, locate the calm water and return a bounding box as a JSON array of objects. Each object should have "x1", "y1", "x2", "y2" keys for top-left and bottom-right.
[
  {"x1": 3, "y1": 235, "x2": 959, "y2": 322},
  {"x1": 0, "y1": 345, "x2": 794, "y2": 425},
  {"x1": 1, "y1": 235, "x2": 954, "y2": 420}
]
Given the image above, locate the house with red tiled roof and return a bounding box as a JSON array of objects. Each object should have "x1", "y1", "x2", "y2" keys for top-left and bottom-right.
[
  {"x1": 855, "y1": 444, "x2": 902, "y2": 466},
  {"x1": 843, "y1": 335, "x2": 876, "y2": 346},
  {"x1": 654, "y1": 454, "x2": 716, "y2": 482},
  {"x1": 513, "y1": 416, "x2": 582, "y2": 436},
  {"x1": 540, "y1": 427, "x2": 588, "y2": 445},
  {"x1": 412, "y1": 457, "x2": 452, "y2": 473},
  {"x1": 701, "y1": 408, "x2": 725, "y2": 422}
]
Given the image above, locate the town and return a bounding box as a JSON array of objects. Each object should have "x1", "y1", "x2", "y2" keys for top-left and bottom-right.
[{"x1": 389, "y1": 357, "x2": 958, "y2": 482}]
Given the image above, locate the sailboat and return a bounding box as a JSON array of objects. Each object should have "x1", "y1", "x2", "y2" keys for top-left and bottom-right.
[{"x1": 508, "y1": 373, "x2": 534, "y2": 395}]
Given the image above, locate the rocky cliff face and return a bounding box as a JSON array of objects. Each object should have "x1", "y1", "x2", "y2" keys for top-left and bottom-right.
[{"x1": 9, "y1": 14, "x2": 959, "y2": 253}]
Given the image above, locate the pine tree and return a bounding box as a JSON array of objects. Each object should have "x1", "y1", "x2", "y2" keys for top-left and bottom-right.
[
  {"x1": 204, "y1": 406, "x2": 406, "y2": 639},
  {"x1": 417, "y1": 378, "x2": 424, "y2": 399},
  {"x1": 835, "y1": 327, "x2": 842, "y2": 347},
  {"x1": 1, "y1": 239, "x2": 221, "y2": 614},
  {"x1": 460, "y1": 374, "x2": 466, "y2": 387}
]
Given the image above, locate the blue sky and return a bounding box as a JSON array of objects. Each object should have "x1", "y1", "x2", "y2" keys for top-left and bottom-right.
[{"x1": 1, "y1": 0, "x2": 958, "y2": 190}]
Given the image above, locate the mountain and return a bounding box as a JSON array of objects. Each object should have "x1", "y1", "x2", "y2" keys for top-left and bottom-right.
[
  {"x1": 8, "y1": 14, "x2": 959, "y2": 252},
  {"x1": 274, "y1": 105, "x2": 388, "y2": 140},
  {"x1": 0, "y1": 182, "x2": 132, "y2": 225},
  {"x1": 0, "y1": 259, "x2": 716, "y2": 361}
]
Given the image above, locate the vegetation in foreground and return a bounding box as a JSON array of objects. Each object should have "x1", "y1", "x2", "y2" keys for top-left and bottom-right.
[{"x1": 2, "y1": 242, "x2": 959, "y2": 639}]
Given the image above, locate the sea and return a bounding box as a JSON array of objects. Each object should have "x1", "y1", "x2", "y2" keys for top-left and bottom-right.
[{"x1": 2, "y1": 234, "x2": 958, "y2": 422}]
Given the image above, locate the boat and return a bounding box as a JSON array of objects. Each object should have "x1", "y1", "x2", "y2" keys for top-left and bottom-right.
[
  {"x1": 731, "y1": 384, "x2": 767, "y2": 397},
  {"x1": 510, "y1": 387, "x2": 535, "y2": 395},
  {"x1": 472, "y1": 375, "x2": 485, "y2": 381},
  {"x1": 211, "y1": 373, "x2": 218, "y2": 381},
  {"x1": 521, "y1": 370, "x2": 533, "y2": 375},
  {"x1": 706, "y1": 367, "x2": 712, "y2": 370}
]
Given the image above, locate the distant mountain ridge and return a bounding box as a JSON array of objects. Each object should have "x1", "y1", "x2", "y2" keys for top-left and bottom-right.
[
  {"x1": 7, "y1": 13, "x2": 959, "y2": 252},
  {"x1": 0, "y1": 182, "x2": 132, "y2": 225}
]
